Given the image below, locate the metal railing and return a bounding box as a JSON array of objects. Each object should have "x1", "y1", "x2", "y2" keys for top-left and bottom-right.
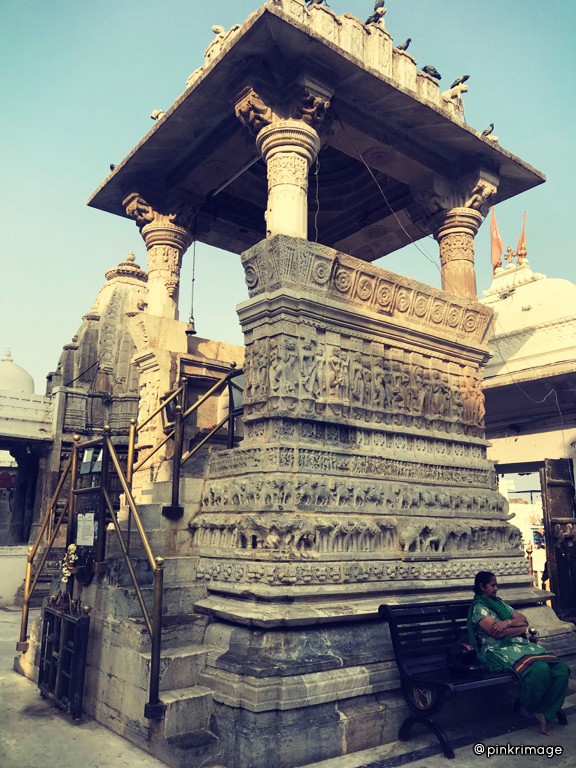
[
  {"x1": 17, "y1": 429, "x2": 166, "y2": 718},
  {"x1": 131, "y1": 365, "x2": 244, "y2": 519},
  {"x1": 16, "y1": 366, "x2": 243, "y2": 721}
]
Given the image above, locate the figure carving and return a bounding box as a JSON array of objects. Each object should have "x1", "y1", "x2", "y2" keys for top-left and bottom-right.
[
  {"x1": 441, "y1": 83, "x2": 468, "y2": 121},
  {"x1": 461, "y1": 179, "x2": 497, "y2": 214},
  {"x1": 235, "y1": 87, "x2": 273, "y2": 136},
  {"x1": 291, "y1": 87, "x2": 330, "y2": 128}
]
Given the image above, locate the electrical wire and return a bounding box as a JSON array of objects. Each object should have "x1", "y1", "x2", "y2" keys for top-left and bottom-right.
[
  {"x1": 331, "y1": 108, "x2": 471, "y2": 302},
  {"x1": 313, "y1": 156, "x2": 320, "y2": 243},
  {"x1": 190, "y1": 240, "x2": 197, "y2": 322},
  {"x1": 63, "y1": 359, "x2": 99, "y2": 388}
]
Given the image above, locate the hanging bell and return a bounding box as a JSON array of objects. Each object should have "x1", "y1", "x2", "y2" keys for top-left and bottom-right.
[{"x1": 185, "y1": 319, "x2": 197, "y2": 336}]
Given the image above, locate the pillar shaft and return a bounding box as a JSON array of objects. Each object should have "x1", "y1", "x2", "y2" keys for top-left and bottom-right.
[
  {"x1": 433, "y1": 207, "x2": 483, "y2": 301},
  {"x1": 256, "y1": 119, "x2": 321, "y2": 239},
  {"x1": 123, "y1": 194, "x2": 194, "y2": 320}
]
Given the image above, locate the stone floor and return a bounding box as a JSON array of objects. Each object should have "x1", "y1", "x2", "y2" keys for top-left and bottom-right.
[{"x1": 1, "y1": 606, "x2": 574, "y2": 768}]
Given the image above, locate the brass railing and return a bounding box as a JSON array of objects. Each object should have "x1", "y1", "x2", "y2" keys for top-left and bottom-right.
[
  {"x1": 16, "y1": 441, "x2": 78, "y2": 653},
  {"x1": 130, "y1": 365, "x2": 244, "y2": 519},
  {"x1": 17, "y1": 366, "x2": 243, "y2": 721},
  {"x1": 17, "y1": 429, "x2": 166, "y2": 718}
]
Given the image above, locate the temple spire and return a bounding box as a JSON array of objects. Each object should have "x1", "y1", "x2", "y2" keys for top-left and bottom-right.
[
  {"x1": 516, "y1": 211, "x2": 527, "y2": 263},
  {"x1": 490, "y1": 207, "x2": 503, "y2": 273}
]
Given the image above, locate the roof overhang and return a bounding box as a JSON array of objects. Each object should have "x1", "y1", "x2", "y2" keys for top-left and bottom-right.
[{"x1": 88, "y1": 2, "x2": 545, "y2": 259}]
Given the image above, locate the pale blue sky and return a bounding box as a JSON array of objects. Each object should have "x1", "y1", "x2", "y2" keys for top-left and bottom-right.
[{"x1": 2, "y1": 0, "x2": 575, "y2": 389}]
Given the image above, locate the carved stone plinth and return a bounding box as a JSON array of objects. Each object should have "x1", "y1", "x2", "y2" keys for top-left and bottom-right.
[{"x1": 193, "y1": 236, "x2": 532, "y2": 616}]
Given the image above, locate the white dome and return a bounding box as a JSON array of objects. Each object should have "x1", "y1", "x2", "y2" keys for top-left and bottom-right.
[
  {"x1": 481, "y1": 261, "x2": 576, "y2": 378},
  {"x1": 0, "y1": 350, "x2": 35, "y2": 394},
  {"x1": 483, "y1": 265, "x2": 576, "y2": 335}
]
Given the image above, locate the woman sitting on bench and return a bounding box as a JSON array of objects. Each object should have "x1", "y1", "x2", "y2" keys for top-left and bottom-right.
[{"x1": 467, "y1": 570, "x2": 569, "y2": 735}]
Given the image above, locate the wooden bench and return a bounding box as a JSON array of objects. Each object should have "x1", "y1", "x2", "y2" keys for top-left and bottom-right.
[{"x1": 379, "y1": 601, "x2": 567, "y2": 758}]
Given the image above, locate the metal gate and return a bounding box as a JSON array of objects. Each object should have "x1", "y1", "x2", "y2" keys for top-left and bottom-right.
[
  {"x1": 540, "y1": 458, "x2": 576, "y2": 623},
  {"x1": 38, "y1": 593, "x2": 91, "y2": 720}
]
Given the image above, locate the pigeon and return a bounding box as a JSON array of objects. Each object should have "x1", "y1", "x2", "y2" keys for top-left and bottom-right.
[
  {"x1": 150, "y1": 109, "x2": 166, "y2": 120},
  {"x1": 482, "y1": 123, "x2": 494, "y2": 137},
  {"x1": 450, "y1": 74, "x2": 470, "y2": 89},
  {"x1": 109, "y1": 164, "x2": 116, "y2": 171},
  {"x1": 365, "y1": 7, "x2": 386, "y2": 25},
  {"x1": 422, "y1": 65, "x2": 442, "y2": 80},
  {"x1": 367, "y1": 0, "x2": 386, "y2": 16},
  {"x1": 397, "y1": 38, "x2": 412, "y2": 51},
  {"x1": 305, "y1": 0, "x2": 328, "y2": 6}
]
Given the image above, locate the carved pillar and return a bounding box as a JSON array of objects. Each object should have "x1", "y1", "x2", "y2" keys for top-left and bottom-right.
[
  {"x1": 433, "y1": 207, "x2": 483, "y2": 300},
  {"x1": 235, "y1": 81, "x2": 331, "y2": 239},
  {"x1": 257, "y1": 120, "x2": 321, "y2": 238},
  {"x1": 414, "y1": 170, "x2": 499, "y2": 301},
  {"x1": 123, "y1": 194, "x2": 195, "y2": 319}
]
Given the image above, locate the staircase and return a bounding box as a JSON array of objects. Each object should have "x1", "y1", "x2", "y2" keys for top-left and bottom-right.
[{"x1": 86, "y1": 475, "x2": 223, "y2": 768}]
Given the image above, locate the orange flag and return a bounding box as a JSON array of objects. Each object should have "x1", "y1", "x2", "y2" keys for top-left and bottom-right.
[
  {"x1": 516, "y1": 211, "x2": 527, "y2": 261},
  {"x1": 490, "y1": 207, "x2": 503, "y2": 270}
]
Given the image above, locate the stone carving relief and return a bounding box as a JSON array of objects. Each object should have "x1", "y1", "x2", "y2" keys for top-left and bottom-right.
[
  {"x1": 267, "y1": 153, "x2": 309, "y2": 189},
  {"x1": 147, "y1": 244, "x2": 182, "y2": 295},
  {"x1": 190, "y1": 511, "x2": 520, "y2": 562},
  {"x1": 186, "y1": 23, "x2": 244, "y2": 86},
  {"x1": 291, "y1": 87, "x2": 331, "y2": 128},
  {"x1": 247, "y1": 421, "x2": 486, "y2": 463},
  {"x1": 412, "y1": 173, "x2": 498, "y2": 222},
  {"x1": 398, "y1": 521, "x2": 522, "y2": 554},
  {"x1": 138, "y1": 372, "x2": 160, "y2": 432},
  {"x1": 194, "y1": 555, "x2": 527, "y2": 587},
  {"x1": 200, "y1": 473, "x2": 504, "y2": 518},
  {"x1": 244, "y1": 336, "x2": 487, "y2": 435},
  {"x1": 240, "y1": 240, "x2": 493, "y2": 346},
  {"x1": 190, "y1": 514, "x2": 397, "y2": 558},
  {"x1": 438, "y1": 232, "x2": 474, "y2": 265},
  {"x1": 235, "y1": 87, "x2": 274, "y2": 136},
  {"x1": 461, "y1": 179, "x2": 497, "y2": 213},
  {"x1": 441, "y1": 83, "x2": 468, "y2": 122},
  {"x1": 123, "y1": 192, "x2": 198, "y2": 234}
]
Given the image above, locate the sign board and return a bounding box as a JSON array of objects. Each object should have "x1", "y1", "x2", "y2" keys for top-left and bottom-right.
[{"x1": 77, "y1": 513, "x2": 95, "y2": 546}]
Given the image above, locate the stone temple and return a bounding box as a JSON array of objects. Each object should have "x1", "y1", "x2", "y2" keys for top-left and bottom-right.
[{"x1": 15, "y1": 2, "x2": 576, "y2": 767}]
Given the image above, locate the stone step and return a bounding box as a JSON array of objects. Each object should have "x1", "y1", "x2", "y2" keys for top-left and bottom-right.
[
  {"x1": 142, "y1": 644, "x2": 209, "y2": 691},
  {"x1": 124, "y1": 612, "x2": 209, "y2": 651},
  {"x1": 152, "y1": 729, "x2": 220, "y2": 768},
  {"x1": 95, "y1": 581, "x2": 207, "y2": 620},
  {"x1": 161, "y1": 684, "x2": 214, "y2": 739},
  {"x1": 92, "y1": 610, "x2": 209, "y2": 654}
]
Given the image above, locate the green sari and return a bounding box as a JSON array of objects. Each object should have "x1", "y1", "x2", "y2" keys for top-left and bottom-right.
[{"x1": 467, "y1": 595, "x2": 569, "y2": 720}]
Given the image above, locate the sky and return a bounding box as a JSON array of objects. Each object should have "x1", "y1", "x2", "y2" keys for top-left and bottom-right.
[{"x1": 2, "y1": 0, "x2": 575, "y2": 391}]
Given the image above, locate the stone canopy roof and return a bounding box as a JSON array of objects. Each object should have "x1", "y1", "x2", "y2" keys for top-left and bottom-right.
[{"x1": 88, "y1": 0, "x2": 544, "y2": 261}]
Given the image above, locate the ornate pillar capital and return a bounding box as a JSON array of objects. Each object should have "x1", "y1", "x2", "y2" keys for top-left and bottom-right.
[
  {"x1": 234, "y1": 77, "x2": 332, "y2": 137},
  {"x1": 234, "y1": 77, "x2": 331, "y2": 239},
  {"x1": 411, "y1": 170, "x2": 499, "y2": 301},
  {"x1": 123, "y1": 193, "x2": 199, "y2": 319}
]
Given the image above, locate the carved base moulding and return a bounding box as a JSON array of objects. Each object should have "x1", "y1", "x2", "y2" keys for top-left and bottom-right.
[
  {"x1": 189, "y1": 509, "x2": 521, "y2": 561},
  {"x1": 194, "y1": 554, "x2": 529, "y2": 594}
]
